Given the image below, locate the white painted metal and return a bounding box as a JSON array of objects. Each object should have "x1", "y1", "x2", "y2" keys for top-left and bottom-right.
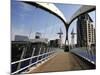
[
  {"x1": 36, "y1": 48, "x2": 42, "y2": 64},
  {"x1": 41, "y1": 47, "x2": 46, "y2": 60},
  {"x1": 36, "y1": 2, "x2": 67, "y2": 22},
  {"x1": 11, "y1": 50, "x2": 54, "y2": 65},
  {"x1": 68, "y1": 5, "x2": 95, "y2": 24},
  {"x1": 11, "y1": 1, "x2": 96, "y2": 74},
  {"x1": 17, "y1": 47, "x2": 26, "y2": 70},
  {"x1": 19, "y1": 0, "x2": 95, "y2": 26},
  {"x1": 29, "y1": 48, "x2": 35, "y2": 65},
  {"x1": 12, "y1": 51, "x2": 56, "y2": 74},
  {"x1": 18, "y1": 0, "x2": 67, "y2": 24},
  {"x1": 11, "y1": 47, "x2": 56, "y2": 74}
]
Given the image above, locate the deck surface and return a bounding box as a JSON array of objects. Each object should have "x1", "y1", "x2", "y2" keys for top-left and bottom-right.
[{"x1": 28, "y1": 50, "x2": 92, "y2": 73}]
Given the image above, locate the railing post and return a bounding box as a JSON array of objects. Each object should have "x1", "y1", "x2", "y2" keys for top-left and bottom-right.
[
  {"x1": 44, "y1": 47, "x2": 48, "y2": 58},
  {"x1": 44, "y1": 47, "x2": 47, "y2": 59},
  {"x1": 17, "y1": 47, "x2": 26, "y2": 70},
  {"x1": 29, "y1": 48, "x2": 35, "y2": 65},
  {"x1": 50, "y1": 47, "x2": 52, "y2": 56},
  {"x1": 47, "y1": 48, "x2": 51, "y2": 56},
  {"x1": 36, "y1": 47, "x2": 42, "y2": 64},
  {"x1": 41, "y1": 47, "x2": 45, "y2": 61}
]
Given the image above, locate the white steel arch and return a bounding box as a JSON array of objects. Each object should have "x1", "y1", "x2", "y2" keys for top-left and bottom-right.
[
  {"x1": 18, "y1": 0, "x2": 96, "y2": 41},
  {"x1": 36, "y1": 2, "x2": 67, "y2": 23},
  {"x1": 18, "y1": 0, "x2": 96, "y2": 26},
  {"x1": 19, "y1": 0, "x2": 68, "y2": 27},
  {"x1": 68, "y1": 5, "x2": 96, "y2": 25}
]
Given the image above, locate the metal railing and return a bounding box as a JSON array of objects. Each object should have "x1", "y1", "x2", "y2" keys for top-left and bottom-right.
[
  {"x1": 11, "y1": 47, "x2": 57, "y2": 74},
  {"x1": 70, "y1": 47, "x2": 96, "y2": 65}
]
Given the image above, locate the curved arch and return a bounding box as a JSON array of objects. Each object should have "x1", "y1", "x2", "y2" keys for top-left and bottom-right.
[
  {"x1": 66, "y1": 5, "x2": 96, "y2": 51},
  {"x1": 18, "y1": 1, "x2": 96, "y2": 47},
  {"x1": 68, "y1": 5, "x2": 96, "y2": 25},
  {"x1": 19, "y1": 1, "x2": 69, "y2": 46},
  {"x1": 20, "y1": 1, "x2": 68, "y2": 27}
]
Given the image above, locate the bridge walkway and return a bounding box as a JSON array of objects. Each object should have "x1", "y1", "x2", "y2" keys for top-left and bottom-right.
[{"x1": 28, "y1": 50, "x2": 91, "y2": 73}]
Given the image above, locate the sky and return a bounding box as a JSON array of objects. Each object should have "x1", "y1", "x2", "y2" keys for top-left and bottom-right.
[{"x1": 11, "y1": 1, "x2": 96, "y2": 44}]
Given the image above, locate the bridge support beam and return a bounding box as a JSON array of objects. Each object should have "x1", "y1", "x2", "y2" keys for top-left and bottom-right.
[{"x1": 64, "y1": 26, "x2": 70, "y2": 52}]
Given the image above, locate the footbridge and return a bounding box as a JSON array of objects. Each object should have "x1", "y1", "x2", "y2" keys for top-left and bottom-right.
[{"x1": 11, "y1": 0, "x2": 96, "y2": 74}]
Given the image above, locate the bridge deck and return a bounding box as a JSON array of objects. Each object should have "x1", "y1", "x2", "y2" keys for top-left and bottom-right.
[{"x1": 28, "y1": 50, "x2": 93, "y2": 73}]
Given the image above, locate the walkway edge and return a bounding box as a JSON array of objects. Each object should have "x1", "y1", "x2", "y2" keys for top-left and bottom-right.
[{"x1": 24, "y1": 52, "x2": 58, "y2": 74}]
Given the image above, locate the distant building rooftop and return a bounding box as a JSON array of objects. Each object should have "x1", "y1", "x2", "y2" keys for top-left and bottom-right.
[
  {"x1": 79, "y1": 13, "x2": 93, "y2": 22},
  {"x1": 30, "y1": 38, "x2": 48, "y2": 44},
  {"x1": 15, "y1": 35, "x2": 29, "y2": 41}
]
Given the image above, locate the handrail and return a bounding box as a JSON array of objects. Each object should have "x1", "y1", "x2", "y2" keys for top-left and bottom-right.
[
  {"x1": 70, "y1": 47, "x2": 96, "y2": 65},
  {"x1": 11, "y1": 50, "x2": 55, "y2": 65},
  {"x1": 11, "y1": 47, "x2": 57, "y2": 74},
  {"x1": 12, "y1": 51, "x2": 55, "y2": 74}
]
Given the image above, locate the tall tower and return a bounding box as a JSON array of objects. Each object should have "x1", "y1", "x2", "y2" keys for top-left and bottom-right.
[
  {"x1": 77, "y1": 13, "x2": 93, "y2": 47},
  {"x1": 57, "y1": 28, "x2": 63, "y2": 39},
  {"x1": 71, "y1": 29, "x2": 76, "y2": 48},
  {"x1": 57, "y1": 28, "x2": 63, "y2": 48}
]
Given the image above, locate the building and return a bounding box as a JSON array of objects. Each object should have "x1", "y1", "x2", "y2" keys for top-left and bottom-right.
[
  {"x1": 12, "y1": 34, "x2": 48, "y2": 63},
  {"x1": 49, "y1": 39, "x2": 61, "y2": 48},
  {"x1": 93, "y1": 28, "x2": 96, "y2": 44},
  {"x1": 15, "y1": 35, "x2": 29, "y2": 41},
  {"x1": 77, "y1": 13, "x2": 95, "y2": 47},
  {"x1": 35, "y1": 32, "x2": 41, "y2": 39},
  {"x1": 30, "y1": 38, "x2": 48, "y2": 44}
]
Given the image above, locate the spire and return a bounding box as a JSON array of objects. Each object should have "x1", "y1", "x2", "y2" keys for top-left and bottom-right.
[{"x1": 57, "y1": 28, "x2": 63, "y2": 39}]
